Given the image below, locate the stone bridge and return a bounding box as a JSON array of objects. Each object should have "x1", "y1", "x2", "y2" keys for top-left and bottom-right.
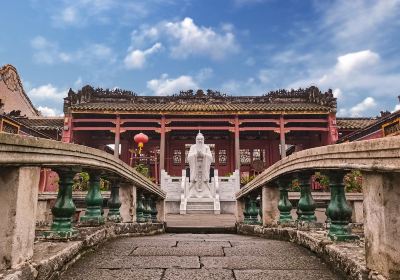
[{"x1": 0, "y1": 134, "x2": 399, "y2": 280}]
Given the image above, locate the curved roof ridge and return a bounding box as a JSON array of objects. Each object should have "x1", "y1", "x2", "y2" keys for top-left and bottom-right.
[{"x1": 0, "y1": 64, "x2": 40, "y2": 116}]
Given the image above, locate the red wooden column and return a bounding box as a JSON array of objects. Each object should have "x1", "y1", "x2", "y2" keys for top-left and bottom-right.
[
  {"x1": 279, "y1": 114, "x2": 286, "y2": 159},
  {"x1": 61, "y1": 114, "x2": 73, "y2": 143},
  {"x1": 327, "y1": 112, "x2": 338, "y2": 144},
  {"x1": 159, "y1": 115, "x2": 166, "y2": 171},
  {"x1": 114, "y1": 115, "x2": 121, "y2": 159},
  {"x1": 234, "y1": 115, "x2": 240, "y2": 170}
]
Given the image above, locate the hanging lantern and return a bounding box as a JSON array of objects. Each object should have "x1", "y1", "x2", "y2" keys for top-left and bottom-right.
[{"x1": 134, "y1": 132, "x2": 149, "y2": 154}]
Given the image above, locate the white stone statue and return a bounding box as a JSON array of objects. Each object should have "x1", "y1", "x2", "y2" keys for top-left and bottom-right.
[{"x1": 187, "y1": 132, "x2": 213, "y2": 198}]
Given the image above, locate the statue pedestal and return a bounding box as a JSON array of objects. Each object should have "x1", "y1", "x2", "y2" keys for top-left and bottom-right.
[
  {"x1": 179, "y1": 170, "x2": 220, "y2": 215},
  {"x1": 161, "y1": 169, "x2": 240, "y2": 215}
]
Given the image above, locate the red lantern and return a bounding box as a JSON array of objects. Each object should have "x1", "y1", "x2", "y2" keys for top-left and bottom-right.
[{"x1": 134, "y1": 132, "x2": 149, "y2": 153}]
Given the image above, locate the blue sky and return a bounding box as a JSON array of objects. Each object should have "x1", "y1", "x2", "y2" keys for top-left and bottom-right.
[{"x1": 1, "y1": 0, "x2": 400, "y2": 117}]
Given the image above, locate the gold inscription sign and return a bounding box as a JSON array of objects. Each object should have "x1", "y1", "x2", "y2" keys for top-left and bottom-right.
[{"x1": 382, "y1": 118, "x2": 399, "y2": 137}]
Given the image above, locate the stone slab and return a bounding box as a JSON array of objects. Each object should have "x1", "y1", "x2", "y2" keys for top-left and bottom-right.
[
  {"x1": 131, "y1": 246, "x2": 224, "y2": 256},
  {"x1": 224, "y1": 244, "x2": 310, "y2": 256},
  {"x1": 95, "y1": 256, "x2": 200, "y2": 269},
  {"x1": 177, "y1": 241, "x2": 231, "y2": 247},
  {"x1": 164, "y1": 268, "x2": 234, "y2": 280},
  {"x1": 62, "y1": 268, "x2": 164, "y2": 280},
  {"x1": 234, "y1": 269, "x2": 342, "y2": 280},
  {"x1": 201, "y1": 255, "x2": 324, "y2": 270}
]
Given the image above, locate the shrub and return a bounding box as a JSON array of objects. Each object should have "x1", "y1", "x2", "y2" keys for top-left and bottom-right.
[
  {"x1": 240, "y1": 175, "x2": 255, "y2": 186},
  {"x1": 289, "y1": 179, "x2": 300, "y2": 191},
  {"x1": 73, "y1": 172, "x2": 89, "y2": 191},
  {"x1": 314, "y1": 172, "x2": 330, "y2": 191},
  {"x1": 344, "y1": 170, "x2": 363, "y2": 193},
  {"x1": 135, "y1": 163, "x2": 150, "y2": 178}
]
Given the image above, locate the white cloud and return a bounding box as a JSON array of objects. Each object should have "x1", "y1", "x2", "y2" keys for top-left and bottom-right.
[
  {"x1": 51, "y1": 0, "x2": 151, "y2": 27},
  {"x1": 332, "y1": 88, "x2": 342, "y2": 100},
  {"x1": 321, "y1": 0, "x2": 400, "y2": 46},
  {"x1": 245, "y1": 57, "x2": 255, "y2": 66},
  {"x1": 272, "y1": 50, "x2": 312, "y2": 65},
  {"x1": 74, "y1": 77, "x2": 83, "y2": 87},
  {"x1": 147, "y1": 73, "x2": 199, "y2": 96},
  {"x1": 31, "y1": 36, "x2": 115, "y2": 65},
  {"x1": 28, "y1": 84, "x2": 67, "y2": 101},
  {"x1": 334, "y1": 50, "x2": 379, "y2": 75},
  {"x1": 61, "y1": 7, "x2": 77, "y2": 23},
  {"x1": 349, "y1": 97, "x2": 377, "y2": 117},
  {"x1": 31, "y1": 36, "x2": 59, "y2": 64},
  {"x1": 166, "y1": 17, "x2": 238, "y2": 59},
  {"x1": 130, "y1": 17, "x2": 239, "y2": 60},
  {"x1": 37, "y1": 106, "x2": 58, "y2": 117},
  {"x1": 394, "y1": 104, "x2": 400, "y2": 112},
  {"x1": 258, "y1": 69, "x2": 269, "y2": 84},
  {"x1": 124, "y1": 43, "x2": 162, "y2": 69},
  {"x1": 196, "y1": 67, "x2": 214, "y2": 82}
]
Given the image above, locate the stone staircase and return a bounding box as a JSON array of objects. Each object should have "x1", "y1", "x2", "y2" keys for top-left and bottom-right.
[{"x1": 186, "y1": 201, "x2": 215, "y2": 214}]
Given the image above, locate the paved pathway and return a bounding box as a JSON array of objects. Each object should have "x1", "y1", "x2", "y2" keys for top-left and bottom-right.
[{"x1": 62, "y1": 233, "x2": 342, "y2": 280}]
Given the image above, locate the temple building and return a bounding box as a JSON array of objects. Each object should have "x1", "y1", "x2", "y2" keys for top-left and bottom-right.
[{"x1": 62, "y1": 85, "x2": 340, "y2": 181}]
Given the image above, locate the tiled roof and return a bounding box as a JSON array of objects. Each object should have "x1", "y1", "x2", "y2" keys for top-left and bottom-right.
[
  {"x1": 336, "y1": 118, "x2": 377, "y2": 130},
  {"x1": 70, "y1": 102, "x2": 332, "y2": 113},
  {"x1": 17, "y1": 117, "x2": 64, "y2": 130}
]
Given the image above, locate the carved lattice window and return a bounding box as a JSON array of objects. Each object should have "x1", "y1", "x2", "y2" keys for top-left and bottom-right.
[
  {"x1": 185, "y1": 144, "x2": 190, "y2": 164},
  {"x1": 240, "y1": 149, "x2": 251, "y2": 164},
  {"x1": 149, "y1": 149, "x2": 160, "y2": 164},
  {"x1": 252, "y1": 149, "x2": 261, "y2": 161},
  {"x1": 173, "y1": 149, "x2": 182, "y2": 165},
  {"x1": 252, "y1": 149, "x2": 267, "y2": 163},
  {"x1": 218, "y1": 149, "x2": 227, "y2": 165},
  {"x1": 209, "y1": 144, "x2": 215, "y2": 163}
]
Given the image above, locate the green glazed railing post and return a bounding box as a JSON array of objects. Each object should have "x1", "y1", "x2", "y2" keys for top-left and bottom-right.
[
  {"x1": 136, "y1": 192, "x2": 146, "y2": 223},
  {"x1": 257, "y1": 194, "x2": 263, "y2": 224},
  {"x1": 243, "y1": 197, "x2": 251, "y2": 224},
  {"x1": 150, "y1": 195, "x2": 158, "y2": 223},
  {"x1": 80, "y1": 172, "x2": 105, "y2": 225},
  {"x1": 296, "y1": 172, "x2": 316, "y2": 222},
  {"x1": 49, "y1": 170, "x2": 77, "y2": 237},
  {"x1": 277, "y1": 177, "x2": 293, "y2": 222},
  {"x1": 107, "y1": 180, "x2": 121, "y2": 222},
  {"x1": 144, "y1": 195, "x2": 153, "y2": 222},
  {"x1": 248, "y1": 196, "x2": 259, "y2": 224},
  {"x1": 326, "y1": 170, "x2": 359, "y2": 241}
]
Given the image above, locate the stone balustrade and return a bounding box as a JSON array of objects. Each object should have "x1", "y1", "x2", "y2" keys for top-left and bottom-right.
[
  {"x1": 0, "y1": 133, "x2": 166, "y2": 271},
  {"x1": 235, "y1": 136, "x2": 400, "y2": 279}
]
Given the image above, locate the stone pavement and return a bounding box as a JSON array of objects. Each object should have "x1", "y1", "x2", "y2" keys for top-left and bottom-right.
[{"x1": 62, "y1": 233, "x2": 342, "y2": 280}]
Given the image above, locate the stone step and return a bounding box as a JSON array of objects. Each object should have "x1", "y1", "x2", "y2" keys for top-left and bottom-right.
[
  {"x1": 186, "y1": 204, "x2": 214, "y2": 210},
  {"x1": 186, "y1": 204, "x2": 214, "y2": 208},
  {"x1": 186, "y1": 209, "x2": 216, "y2": 214},
  {"x1": 165, "y1": 226, "x2": 236, "y2": 234}
]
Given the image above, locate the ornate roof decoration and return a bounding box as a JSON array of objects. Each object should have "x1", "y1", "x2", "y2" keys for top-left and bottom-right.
[
  {"x1": 263, "y1": 86, "x2": 336, "y2": 108},
  {"x1": 64, "y1": 85, "x2": 337, "y2": 113},
  {"x1": 0, "y1": 64, "x2": 39, "y2": 116},
  {"x1": 173, "y1": 89, "x2": 227, "y2": 99}
]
